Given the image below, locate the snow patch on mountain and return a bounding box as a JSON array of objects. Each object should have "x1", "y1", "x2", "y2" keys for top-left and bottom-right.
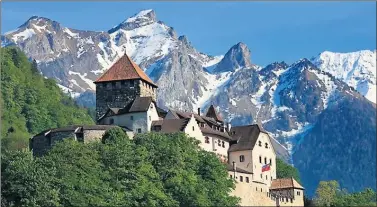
[
  {"x1": 312, "y1": 50, "x2": 376, "y2": 103},
  {"x1": 11, "y1": 28, "x2": 36, "y2": 42}
]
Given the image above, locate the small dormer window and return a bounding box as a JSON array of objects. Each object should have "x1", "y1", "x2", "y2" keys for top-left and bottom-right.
[
  {"x1": 258, "y1": 141, "x2": 262, "y2": 146},
  {"x1": 265, "y1": 143, "x2": 268, "y2": 149}
]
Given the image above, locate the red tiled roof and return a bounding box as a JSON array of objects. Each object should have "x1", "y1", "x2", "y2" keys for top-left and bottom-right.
[
  {"x1": 94, "y1": 54, "x2": 157, "y2": 87},
  {"x1": 270, "y1": 177, "x2": 304, "y2": 190}
]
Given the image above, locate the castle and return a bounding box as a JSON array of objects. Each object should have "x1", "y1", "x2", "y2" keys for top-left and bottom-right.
[{"x1": 30, "y1": 53, "x2": 304, "y2": 207}]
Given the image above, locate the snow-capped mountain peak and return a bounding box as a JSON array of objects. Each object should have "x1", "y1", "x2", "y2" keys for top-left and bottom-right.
[
  {"x1": 109, "y1": 9, "x2": 157, "y2": 33},
  {"x1": 312, "y1": 50, "x2": 376, "y2": 103},
  {"x1": 125, "y1": 9, "x2": 156, "y2": 23},
  {"x1": 213, "y1": 42, "x2": 252, "y2": 73}
]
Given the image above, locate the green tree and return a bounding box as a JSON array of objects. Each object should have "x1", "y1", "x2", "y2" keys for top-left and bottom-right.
[
  {"x1": 1, "y1": 150, "x2": 60, "y2": 207},
  {"x1": 40, "y1": 139, "x2": 114, "y2": 207},
  {"x1": 1, "y1": 131, "x2": 240, "y2": 207},
  {"x1": 276, "y1": 158, "x2": 301, "y2": 183},
  {"x1": 313, "y1": 180, "x2": 340, "y2": 207},
  {"x1": 134, "y1": 132, "x2": 239, "y2": 207}
]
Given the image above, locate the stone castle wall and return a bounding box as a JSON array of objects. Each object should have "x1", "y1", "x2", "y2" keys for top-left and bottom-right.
[
  {"x1": 139, "y1": 81, "x2": 157, "y2": 101},
  {"x1": 95, "y1": 80, "x2": 157, "y2": 121},
  {"x1": 96, "y1": 80, "x2": 141, "y2": 121}
]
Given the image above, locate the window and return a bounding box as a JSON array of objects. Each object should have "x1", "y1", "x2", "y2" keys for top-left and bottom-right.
[
  {"x1": 264, "y1": 157, "x2": 267, "y2": 164},
  {"x1": 286, "y1": 198, "x2": 288, "y2": 202},
  {"x1": 265, "y1": 143, "x2": 268, "y2": 148},
  {"x1": 246, "y1": 177, "x2": 249, "y2": 183},
  {"x1": 258, "y1": 141, "x2": 262, "y2": 146},
  {"x1": 259, "y1": 156, "x2": 262, "y2": 163},
  {"x1": 218, "y1": 140, "x2": 221, "y2": 147},
  {"x1": 271, "y1": 176, "x2": 273, "y2": 181},
  {"x1": 112, "y1": 82, "x2": 116, "y2": 88},
  {"x1": 256, "y1": 187, "x2": 258, "y2": 191},
  {"x1": 261, "y1": 188, "x2": 263, "y2": 192},
  {"x1": 240, "y1": 176, "x2": 243, "y2": 182},
  {"x1": 130, "y1": 80, "x2": 134, "y2": 87},
  {"x1": 240, "y1": 155, "x2": 245, "y2": 162},
  {"x1": 109, "y1": 118, "x2": 114, "y2": 124},
  {"x1": 205, "y1": 137, "x2": 210, "y2": 144},
  {"x1": 230, "y1": 175, "x2": 232, "y2": 178},
  {"x1": 260, "y1": 174, "x2": 262, "y2": 178},
  {"x1": 137, "y1": 128, "x2": 141, "y2": 133},
  {"x1": 297, "y1": 191, "x2": 300, "y2": 196},
  {"x1": 149, "y1": 116, "x2": 151, "y2": 121},
  {"x1": 270, "y1": 159, "x2": 272, "y2": 165},
  {"x1": 222, "y1": 141, "x2": 225, "y2": 148},
  {"x1": 130, "y1": 116, "x2": 134, "y2": 120},
  {"x1": 154, "y1": 126, "x2": 161, "y2": 132},
  {"x1": 266, "y1": 175, "x2": 268, "y2": 180},
  {"x1": 192, "y1": 126, "x2": 195, "y2": 131},
  {"x1": 291, "y1": 198, "x2": 293, "y2": 203}
]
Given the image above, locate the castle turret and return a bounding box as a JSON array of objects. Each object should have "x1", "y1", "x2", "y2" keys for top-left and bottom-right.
[{"x1": 94, "y1": 53, "x2": 158, "y2": 121}]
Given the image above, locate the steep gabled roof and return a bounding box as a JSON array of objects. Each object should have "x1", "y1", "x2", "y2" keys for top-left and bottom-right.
[
  {"x1": 270, "y1": 177, "x2": 305, "y2": 190},
  {"x1": 94, "y1": 53, "x2": 157, "y2": 87},
  {"x1": 152, "y1": 118, "x2": 190, "y2": 133},
  {"x1": 98, "y1": 97, "x2": 154, "y2": 121},
  {"x1": 205, "y1": 105, "x2": 223, "y2": 122},
  {"x1": 228, "y1": 124, "x2": 263, "y2": 152}
]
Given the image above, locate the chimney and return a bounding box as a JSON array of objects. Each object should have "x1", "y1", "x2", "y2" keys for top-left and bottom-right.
[
  {"x1": 232, "y1": 161, "x2": 236, "y2": 179},
  {"x1": 197, "y1": 108, "x2": 201, "y2": 116}
]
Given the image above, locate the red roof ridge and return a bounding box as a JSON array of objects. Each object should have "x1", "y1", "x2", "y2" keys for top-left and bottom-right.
[{"x1": 94, "y1": 53, "x2": 157, "y2": 87}]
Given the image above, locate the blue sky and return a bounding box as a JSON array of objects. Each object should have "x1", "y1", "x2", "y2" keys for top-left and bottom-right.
[{"x1": 1, "y1": 1, "x2": 376, "y2": 66}]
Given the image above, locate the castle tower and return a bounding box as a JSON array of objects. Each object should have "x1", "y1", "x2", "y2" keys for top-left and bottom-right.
[{"x1": 94, "y1": 53, "x2": 158, "y2": 121}]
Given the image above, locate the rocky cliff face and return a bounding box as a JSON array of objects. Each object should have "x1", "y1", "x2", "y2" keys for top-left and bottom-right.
[{"x1": 2, "y1": 9, "x2": 376, "y2": 195}]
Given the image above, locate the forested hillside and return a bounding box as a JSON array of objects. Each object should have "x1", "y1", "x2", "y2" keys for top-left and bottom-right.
[
  {"x1": 1, "y1": 130, "x2": 240, "y2": 207},
  {"x1": 1, "y1": 47, "x2": 94, "y2": 150}
]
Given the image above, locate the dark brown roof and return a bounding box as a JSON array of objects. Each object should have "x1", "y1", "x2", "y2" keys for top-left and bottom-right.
[
  {"x1": 94, "y1": 54, "x2": 157, "y2": 87},
  {"x1": 226, "y1": 163, "x2": 253, "y2": 174},
  {"x1": 205, "y1": 105, "x2": 223, "y2": 122},
  {"x1": 228, "y1": 124, "x2": 263, "y2": 152},
  {"x1": 99, "y1": 97, "x2": 154, "y2": 121},
  {"x1": 156, "y1": 107, "x2": 167, "y2": 118},
  {"x1": 200, "y1": 127, "x2": 232, "y2": 140},
  {"x1": 172, "y1": 110, "x2": 205, "y2": 123},
  {"x1": 270, "y1": 178, "x2": 304, "y2": 190},
  {"x1": 152, "y1": 119, "x2": 189, "y2": 133}
]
